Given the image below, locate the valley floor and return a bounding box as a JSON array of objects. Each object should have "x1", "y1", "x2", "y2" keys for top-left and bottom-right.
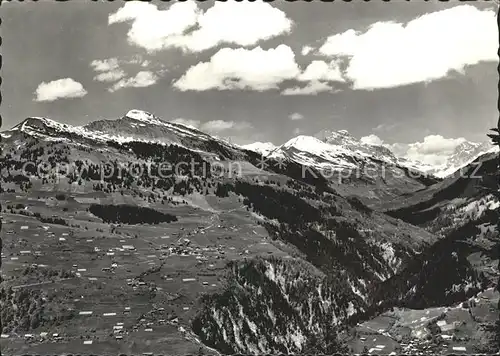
[
  {"x1": 2, "y1": 189, "x2": 499, "y2": 354},
  {"x1": 1, "y1": 190, "x2": 288, "y2": 354}
]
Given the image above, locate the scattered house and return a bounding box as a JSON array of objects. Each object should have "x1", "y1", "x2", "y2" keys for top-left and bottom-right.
[
  {"x1": 10, "y1": 257, "x2": 18, "y2": 260},
  {"x1": 106, "y1": 252, "x2": 115, "y2": 256},
  {"x1": 24, "y1": 334, "x2": 34, "y2": 339},
  {"x1": 144, "y1": 328, "x2": 153, "y2": 332},
  {"x1": 59, "y1": 238, "x2": 66, "y2": 241},
  {"x1": 115, "y1": 335, "x2": 123, "y2": 340},
  {"x1": 77, "y1": 268, "x2": 87, "y2": 272},
  {"x1": 183, "y1": 307, "x2": 190, "y2": 311},
  {"x1": 103, "y1": 312, "x2": 117, "y2": 316},
  {"x1": 111, "y1": 263, "x2": 118, "y2": 268},
  {"x1": 440, "y1": 323, "x2": 455, "y2": 332},
  {"x1": 437, "y1": 320, "x2": 447, "y2": 327},
  {"x1": 182, "y1": 278, "x2": 196, "y2": 282},
  {"x1": 40, "y1": 332, "x2": 48, "y2": 338},
  {"x1": 53, "y1": 333, "x2": 59, "y2": 337},
  {"x1": 83, "y1": 340, "x2": 93, "y2": 345},
  {"x1": 21, "y1": 226, "x2": 29, "y2": 230},
  {"x1": 453, "y1": 346, "x2": 467, "y2": 352},
  {"x1": 79, "y1": 311, "x2": 93, "y2": 315},
  {"x1": 202, "y1": 281, "x2": 209, "y2": 286},
  {"x1": 88, "y1": 277, "x2": 97, "y2": 281},
  {"x1": 124, "y1": 307, "x2": 131, "y2": 312},
  {"x1": 1, "y1": 334, "x2": 9, "y2": 338},
  {"x1": 122, "y1": 245, "x2": 135, "y2": 250},
  {"x1": 113, "y1": 325, "x2": 123, "y2": 330}
]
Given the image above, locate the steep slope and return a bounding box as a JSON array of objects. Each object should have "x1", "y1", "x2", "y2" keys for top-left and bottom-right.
[
  {"x1": 368, "y1": 152, "x2": 499, "y2": 314},
  {"x1": 316, "y1": 129, "x2": 399, "y2": 165}
]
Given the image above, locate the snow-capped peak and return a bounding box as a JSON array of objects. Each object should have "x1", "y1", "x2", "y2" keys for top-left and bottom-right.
[
  {"x1": 242, "y1": 142, "x2": 279, "y2": 156},
  {"x1": 124, "y1": 109, "x2": 168, "y2": 127}
]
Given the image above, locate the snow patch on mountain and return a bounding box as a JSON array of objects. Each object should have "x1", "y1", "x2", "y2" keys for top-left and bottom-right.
[{"x1": 242, "y1": 142, "x2": 283, "y2": 157}]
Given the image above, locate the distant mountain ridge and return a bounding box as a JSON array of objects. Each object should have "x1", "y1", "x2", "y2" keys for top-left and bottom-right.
[{"x1": 242, "y1": 129, "x2": 496, "y2": 180}]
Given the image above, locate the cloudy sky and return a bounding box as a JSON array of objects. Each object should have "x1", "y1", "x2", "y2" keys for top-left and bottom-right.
[{"x1": 2, "y1": 1, "x2": 498, "y2": 161}]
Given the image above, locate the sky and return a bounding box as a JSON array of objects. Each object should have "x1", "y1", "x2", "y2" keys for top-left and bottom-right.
[{"x1": 2, "y1": 0, "x2": 499, "y2": 164}]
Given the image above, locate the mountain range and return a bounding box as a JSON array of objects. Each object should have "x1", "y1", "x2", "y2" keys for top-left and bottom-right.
[{"x1": 1, "y1": 109, "x2": 498, "y2": 354}]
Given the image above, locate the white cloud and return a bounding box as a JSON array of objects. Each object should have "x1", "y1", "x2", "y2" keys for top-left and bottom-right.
[
  {"x1": 297, "y1": 60, "x2": 345, "y2": 82},
  {"x1": 170, "y1": 118, "x2": 201, "y2": 129},
  {"x1": 281, "y1": 80, "x2": 334, "y2": 96},
  {"x1": 289, "y1": 112, "x2": 304, "y2": 121},
  {"x1": 318, "y1": 5, "x2": 497, "y2": 89},
  {"x1": 109, "y1": 71, "x2": 159, "y2": 92},
  {"x1": 407, "y1": 135, "x2": 466, "y2": 155},
  {"x1": 34, "y1": 78, "x2": 87, "y2": 102},
  {"x1": 109, "y1": 2, "x2": 201, "y2": 52},
  {"x1": 109, "y1": 1, "x2": 292, "y2": 53},
  {"x1": 200, "y1": 120, "x2": 253, "y2": 134},
  {"x1": 94, "y1": 69, "x2": 126, "y2": 83},
  {"x1": 383, "y1": 135, "x2": 467, "y2": 166},
  {"x1": 360, "y1": 134, "x2": 384, "y2": 146},
  {"x1": 301, "y1": 45, "x2": 314, "y2": 56},
  {"x1": 174, "y1": 45, "x2": 300, "y2": 91},
  {"x1": 90, "y1": 58, "x2": 120, "y2": 72},
  {"x1": 361, "y1": 134, "x2": 471, "y2": 167}
]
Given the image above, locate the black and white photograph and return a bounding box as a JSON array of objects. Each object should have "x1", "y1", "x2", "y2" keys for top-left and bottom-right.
[{"x1": 1, "y1": 0, "x2": 499, "y2": 354}]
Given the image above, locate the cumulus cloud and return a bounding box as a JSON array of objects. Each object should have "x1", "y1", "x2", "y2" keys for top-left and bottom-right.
[
  {"x1": 34, "y1": 78, "x2": 87, "y2": 102},
  {"x1": 170, "y1": 118, "x2": 201, "y2": 129},
  {"x1": 360, "y1": 134, "x2": 385, "y2": 146},
  {"x1": 370, "y1": 134, "x2": 469, "y2": 166},
  {"x1": 91, "y1": 56, "x2": 159, "y2": 85},
  {"x1": 406, "y1": 134, "x2": 466, "y2": 156},
  {"x1": 281, "y1": 80, "x2": 334, "y2": 96},
  {"x1": 94, "y1": 69, "x2": 126, "y2": 83},
  {"x1": 318, "y1": 5, "x2": 497, "y2": 89},
  {"x1": 297, "y1": 60, "x2": 345, "y2": 82},
  {"x1": 109, "y1": 71, "x2": 159, "y2": 92},
  {"x1": 301, "y1": 45, "x2": 314, "y2": 56},
  {"x1": 173, "y1": 45, "x2": 300, "y2": 91},
  {"x1": 288, "y1": 112, "x2": 304, "y2": 121},
  {"x1": 90, "y1": 58, "x2": 120, "y2": 72},
  {"x1": 200, "y1": 120, "x2": 253, "y2": 134},
  {"x1": 109, "y1": 1, "x2": 292, "y2": 53}
]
